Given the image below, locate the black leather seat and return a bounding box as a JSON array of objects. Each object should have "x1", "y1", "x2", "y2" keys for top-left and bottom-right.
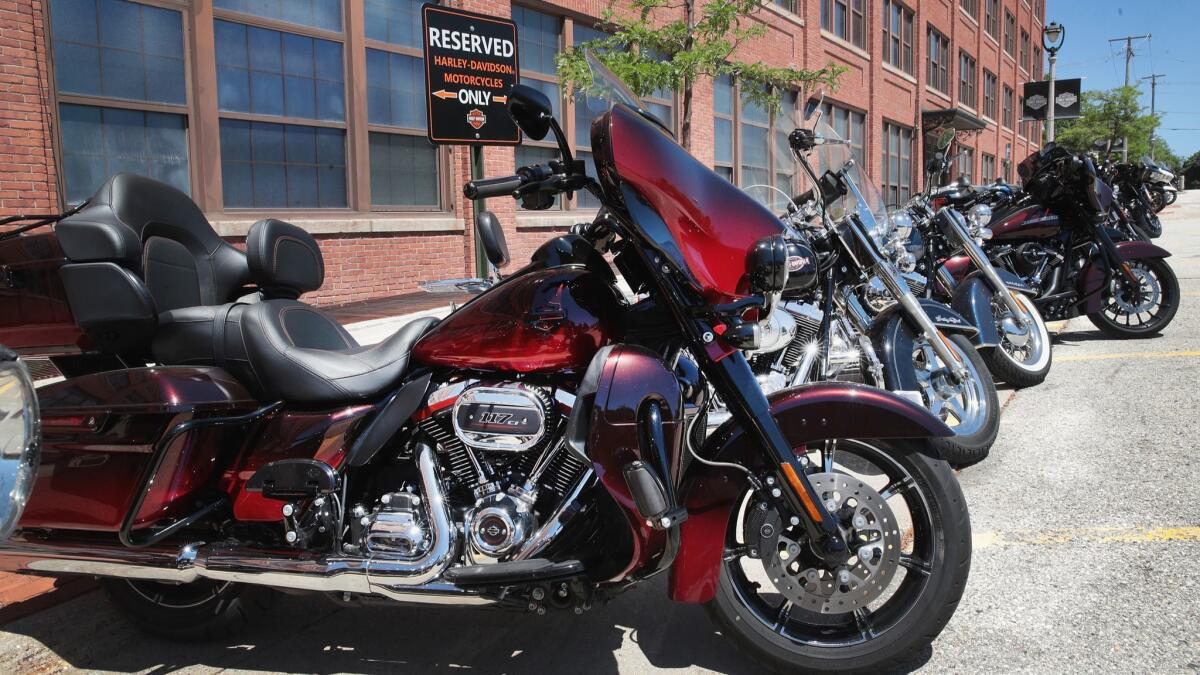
[{"x1": 153, "y1": 219, "x2": 437, "y2": 403}]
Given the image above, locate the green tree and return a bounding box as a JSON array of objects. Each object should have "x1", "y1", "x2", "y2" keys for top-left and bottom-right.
[
  {"x1": 1055, "y1": 85, "x2": 1160, "y2": 161},
  {"x1": 556, "y1": 0, "x2": 846, "y2": 152}
]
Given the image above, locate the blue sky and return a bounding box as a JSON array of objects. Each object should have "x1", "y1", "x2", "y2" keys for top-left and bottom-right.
[{"x1": 1048, "y1": 0, "x2": 1200, "y2": 159}]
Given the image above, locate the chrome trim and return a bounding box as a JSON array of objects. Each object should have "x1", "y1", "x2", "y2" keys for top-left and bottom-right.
[
  {"x1": 942, "y1": 208, "x2": 1028, "y2": 322},
  {"x1": 514, "y1": 468, "x2": 595, "y2": 560}
]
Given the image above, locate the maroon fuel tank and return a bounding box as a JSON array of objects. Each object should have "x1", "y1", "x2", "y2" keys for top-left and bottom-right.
[
  {"x1": 411, "y1": 267, "x2": 624, "y2": 375},
  {"x1": 988, "y1": 203, "x2": 1061, "y2": 242}
]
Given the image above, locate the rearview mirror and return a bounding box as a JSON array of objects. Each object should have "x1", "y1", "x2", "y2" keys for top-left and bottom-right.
[
  {"x1": 507, "y1": 84, "x2": 552, "y2": 141},
  {"x1": 804, "y1": 92, "x2": 825, "y2": 122},
  {"x1": 936, "y1": 129, "x2": 955, "y2": 151}
]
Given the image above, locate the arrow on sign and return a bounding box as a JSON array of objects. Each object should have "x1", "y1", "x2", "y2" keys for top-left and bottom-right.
[
  {"x1": 493, "y1": 95, "x2": 507, "y2": 104},
  {"x1": 433, "y1": 89, "x2": 458, "y2": 100}
]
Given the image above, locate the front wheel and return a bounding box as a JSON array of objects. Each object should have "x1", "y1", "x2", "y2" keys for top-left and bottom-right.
[
  {"x1": 1087, "y1": 257, "x2": 1179, "y2": 338},
  {"x1": 100, "y1": 577, "x2": 275, "y2": 641},
  {"x1": 881, "y1": 325, "x2": 1000, "y2": 467},
  {"x1": 706, "y1": 438, "x2": 971, "y2": 674},
  {"x1": 982, "y1": 292, "x2": 1052, "y2": 388}
]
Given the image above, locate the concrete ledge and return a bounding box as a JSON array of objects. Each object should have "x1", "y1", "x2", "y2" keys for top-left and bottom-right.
[
  {"x1": 210, "y1": 215, "x2": 465, "y2": 237},
  {"x1": 516, "y1": 210, "x2": 598, "y2": 230}
]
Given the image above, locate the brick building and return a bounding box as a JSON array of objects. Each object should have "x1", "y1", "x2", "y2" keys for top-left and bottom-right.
[{"x1": 0, "y1": 0, "x2": 1045, "y2": 306}]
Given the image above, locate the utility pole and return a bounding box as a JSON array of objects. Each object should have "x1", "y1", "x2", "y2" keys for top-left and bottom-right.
[
  {"x1": 1141, "y1": 73, "x2": 1165, "y2": 159},
  {"x1": 1108, "y1": 33, "x2": 1151, "y2": 161}
]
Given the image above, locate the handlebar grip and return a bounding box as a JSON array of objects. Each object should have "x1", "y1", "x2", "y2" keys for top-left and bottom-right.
[{"x1": 464, "y1": 174, "x2": 525, "y2": 199}]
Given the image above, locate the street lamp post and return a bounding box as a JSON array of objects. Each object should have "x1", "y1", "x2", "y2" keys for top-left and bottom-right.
[{"x1": 1043, "y1": 21, "x2": 1065, "y2": 144}]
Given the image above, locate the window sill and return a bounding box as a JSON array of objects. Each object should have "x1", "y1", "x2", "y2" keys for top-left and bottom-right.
[
  {"x1": 762, "y1": 2, "x2": 805, "y2": 27},
  {"x1": 516, "y1": 210, "x2": 598, "y2": 229},
  {"x1": 984, "y1": 33, "x2": 1000, "y2": 49},
  {"x1": 926, "y1": 86, "x2": 953, "y2": 104},
  {"x1": 210, "y1": 213, "x2": 465, "y2": 237},
  {"x1": 820, "y1": 30, "x2": 871, "y2": 61},
  {"x1": 882, "y1": 62, "x2": 918, "y2": 85},
  {"x1": 960, "y1": 9, "x2": 980, "y2": 28}
]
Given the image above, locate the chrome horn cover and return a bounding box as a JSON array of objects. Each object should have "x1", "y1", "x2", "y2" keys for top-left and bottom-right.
[{"x1": 0, "y1": 352, "x2": 39, "y2": 541}]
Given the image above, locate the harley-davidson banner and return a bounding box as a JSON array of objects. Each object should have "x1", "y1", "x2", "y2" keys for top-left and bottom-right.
[
  {"x1": 422, "y1": 4, "x2": 521, "y2": 145},
  {"x1": 1021, "y1": 78, "x2": 1081, "y2": 122}
]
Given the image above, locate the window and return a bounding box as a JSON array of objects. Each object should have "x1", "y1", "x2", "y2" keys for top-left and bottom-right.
[
  {"x1": 1003, "y1": 84, "x2": 1014, "y2": 128},
  {"x1": 214, "y1": 15, "x2": 347, "y2": 208},
  {"x1": 49, "y1": 0, "x2": 190, "y2": 203},
  {"x1": 960, "y1": 0, "x2": 978, "y2": 21},
  {"x1": 773, "y1": 0, "x2": 800, "y2": 13},
  {"x1": 573, "y1": 24, "x2": 611, "y2": 209},
  {"x1": 1004, "y1": 11, "x2": 1016, "y2": 56},
  {"x1": 821, "y1": 102, "x2": 866, "y2": 166},
  {"x1": 954, "y1": 146, "x2": 974, "y2": 183},
  {"x1": 365, "y1": 0, "x2": 439, "y2": 209},
  {"x1": 882, "y1": 0, "x2": 914, "y2": 74},
  {"x1": 981, "y1": 153, "x2": 996, "y2": 182},
  {"x1": 928, "y1": 27, "x2": 951, "y2": 93},
  {"x1": 214, "y1": 0, "x2": 342, "y2": 32},
  {"x1": 713, "y1": 74, "x2": 735, "y2": 182},
  {"x1": 821, "y1": 0, "x2": 866, "y2": 49},
  {"x1": 983, "y1": 70, "x2": 997, "y2": 119},
  {"x1": 1034, "y1": 0, "x2": 1043, "y2": 21},
  {"x1": 513, "y1": 6, "x2": 562, "y2": 207},
  {"x1": 1020, "y1": 29, "x2": 1030, "y2": 71},
  {"x1": 1033, "y1": 46, "x2": 1043, "y2": 79},
  {"x1": 984, "y1": 0, "x2": 999, "y2": 38},
  {"x1": 959, "y1": 51, "x2": 977, "y2": 109},
  {"x1": 1017, "y1": 95, "x2": 1025, "y2": 137},
  {"x1": 881, "y1": 122, "x2": 912, "y2": 205}
]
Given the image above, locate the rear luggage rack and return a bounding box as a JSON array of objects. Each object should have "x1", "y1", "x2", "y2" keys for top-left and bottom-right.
[{"x1": 0, "y1": 203, "x2": 85, "y2": 242}]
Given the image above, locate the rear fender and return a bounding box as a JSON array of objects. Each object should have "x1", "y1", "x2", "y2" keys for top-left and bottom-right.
[
  {"x1": 951, "y1": 276, "x2": 1001, "y2": 348},
  {"x1": 1081, "y1": 240, "x2": 1172, "y2": 312},
  {"x1": 668, "y1": 382, "x2": 950, "y2": 603}
]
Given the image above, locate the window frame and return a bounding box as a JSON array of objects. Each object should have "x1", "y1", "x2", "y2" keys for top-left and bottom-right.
[
  {"x1": 984, "y1": 0, "x2": 999, "y2": 39},
  {"x1": 981, "y1": 152, "x2": 995, "y2": 182},
  {"x1": 960, "y1": 0, "x2": 978, "y2": 22},
  {"x1": 880, "y1": 121, "x2": 912, "y2": 205},
  {"x1": 821, "y1": 0, "x2": 867, "y2": 50},
  {"x1": 927, "y1": 26, "x2": 951, "y2": 94},
  {"x1": 1003, "y1": 10, "x2": 1016, "y2": 56},
  {"x1": 958, "y1": 50, "x2": 977, "y2": 110},
  {"x1": 982, "y1": 70, "x2": 997, "y2": 119},
  {"x1": 1019, "y1": 28, "x2": 1030, "y2": 72},
  {"x1": 882, "y1": 0, "x2": 914, "y2": 74},
  {"x1": 46, "y1": 0, "x2": 197, "y2": 206},
  {"x1": 1002, "y1": 84, "x2": 1014, "y2": 129},
  {"x1": 711, "y1": 77, "x2": 800, "y2": 196}
]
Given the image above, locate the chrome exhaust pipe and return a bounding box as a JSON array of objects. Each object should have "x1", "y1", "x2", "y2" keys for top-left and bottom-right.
[{"x1": 0, "y1": 445, "x2": 487, "y2": 605}]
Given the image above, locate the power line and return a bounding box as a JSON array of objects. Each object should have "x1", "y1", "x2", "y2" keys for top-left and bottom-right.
[{"x1": 1108, "y1": 33, "x2": 1152, "y2": 160}]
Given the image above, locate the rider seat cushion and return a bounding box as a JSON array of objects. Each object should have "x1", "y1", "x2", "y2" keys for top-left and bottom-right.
[{"x1": 246, "y1": 218, "x2": 324, "y2": 299}]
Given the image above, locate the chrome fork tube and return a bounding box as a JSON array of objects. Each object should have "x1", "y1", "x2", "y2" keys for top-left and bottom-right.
[
  {"x1": 945, "y1": 212, "x2": 1028, "y2": 322},
  {"x1": 846, "y1": 217, "x2": 968, "y2": 380}
]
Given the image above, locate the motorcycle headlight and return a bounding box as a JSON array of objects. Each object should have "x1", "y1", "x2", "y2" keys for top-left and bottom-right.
[
  {"x1": 0, "y1": 351, "x2": 39, "y2": 541},
  {"x1": 888, "y1": 209, "x2": 914, "y2": 242},
  {"x1": 966, "y1": 203, "x2": 993, "y2": 235}
]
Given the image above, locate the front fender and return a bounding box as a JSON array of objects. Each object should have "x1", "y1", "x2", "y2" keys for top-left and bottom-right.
[
  {"x1": 951, "y1": 276, "x2": 1001, "y2": 348},
  {"x1": 1081, "y1": 240, "x2": 1173, "y2": 312},
  {"x1": 668, "y1": 382, "x2": 951, "y2": 603}
]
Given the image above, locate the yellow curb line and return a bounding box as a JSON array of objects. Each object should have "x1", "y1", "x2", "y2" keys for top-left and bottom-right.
[
  {"x1": 1055, "y1": 350, "x2": 1200, "y2": 363},
  {"x1": 975, "y1": 526, "x2": 1200, "y2": 549}
]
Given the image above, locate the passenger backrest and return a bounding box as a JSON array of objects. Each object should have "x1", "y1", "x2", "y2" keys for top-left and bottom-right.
[{"x1": 56, "y1": 173, "x2": 251, "y2": 355}]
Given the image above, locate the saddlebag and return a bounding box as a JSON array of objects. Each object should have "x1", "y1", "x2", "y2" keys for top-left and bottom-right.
[{"x1": 20, "y1": 366, "x2": 259, "y2": 532}]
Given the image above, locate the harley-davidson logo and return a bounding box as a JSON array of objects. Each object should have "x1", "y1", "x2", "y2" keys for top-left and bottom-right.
[
  {"x1": 787, "y1": 255, "x2": 811, "y2": 272},
  {"x1": 467, "y1": 109, "x2": 487, "y2": 130},
  {"x1": 1055, "y1": 91, "x2": 1077, "y2": 108},
  {"x1": 1027, "y1": 94, "x2": 1048, "y2": 111}
]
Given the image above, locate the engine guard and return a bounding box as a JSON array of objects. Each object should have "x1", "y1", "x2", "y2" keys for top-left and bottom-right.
[
  {"x1": 668, "y1": 382, "x2": 951, "y2": 604},
  {"x1": 1081, "y1": 240, "x2": 1172, "y2": 313}
]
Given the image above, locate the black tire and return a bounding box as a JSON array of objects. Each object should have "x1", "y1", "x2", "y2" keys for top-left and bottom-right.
[
  {"x1": 100, "y1": 577, "x2": 275, "y2": 641},
  {"x1": 1086, "y1": 257, "x2": 1180, "y2": 339},
  {"x1": 981, "y1": 293, "x2": 1052, "y2": 388},
  {"x1": 706, "y1": 439, "x2": 971, "y2": 674},
  {"x1": 880, "y1": 321, "x2": 1000, "y2": 467}
]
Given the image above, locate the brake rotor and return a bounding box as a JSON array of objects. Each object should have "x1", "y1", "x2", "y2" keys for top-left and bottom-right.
[
  {"x1": 1112, "y1": 265, "x2": 1159, "y2": 314},
  {"x1": 758, "y1": 473, "x2": 901, "y2": 614}
]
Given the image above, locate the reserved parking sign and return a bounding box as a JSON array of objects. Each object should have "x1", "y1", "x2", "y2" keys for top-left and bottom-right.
[{"x1": 422, "y1": 4, "x2": 521, "y2": 145}]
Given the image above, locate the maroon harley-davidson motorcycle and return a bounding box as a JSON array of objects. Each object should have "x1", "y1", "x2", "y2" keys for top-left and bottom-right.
[{"x1": 0, "y1": 54, "x2": 970, "y2": 672}]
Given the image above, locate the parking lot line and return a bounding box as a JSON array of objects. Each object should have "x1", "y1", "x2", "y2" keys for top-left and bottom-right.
[
  {"x1": 975, "y1": 525, "x2": 1200, "y2": 549},
  {"x1": 1055, "y1": 349, "x2": 1200, "y2": 363}
]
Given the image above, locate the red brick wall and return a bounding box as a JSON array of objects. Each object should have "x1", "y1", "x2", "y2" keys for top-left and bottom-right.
[
  {"x1": 3, "y1": 0, "x2": 1045, "y2": 307},
  {"x1": 0, "y1": 0, "x2": 56, "y2": 217}
]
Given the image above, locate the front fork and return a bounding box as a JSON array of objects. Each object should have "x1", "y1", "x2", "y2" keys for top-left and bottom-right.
[
  {"x1": 845, "y1": 217, "x2": 969, "y2": 382},
  {"x1": 943, "y1": 211, "x2": 1030, "y2": 324},
  {"x1": 1095, "y1": 223, "x2": 1143, "y2": 287}
]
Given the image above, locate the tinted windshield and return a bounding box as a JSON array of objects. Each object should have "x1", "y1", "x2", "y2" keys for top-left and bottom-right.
[{"x1": 577, "y1": 50, "x2": 671, "y2": 133}]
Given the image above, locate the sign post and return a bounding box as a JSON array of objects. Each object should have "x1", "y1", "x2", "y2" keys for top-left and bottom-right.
[{"x1": 421, "y1": 4, "x2": 520, "y2": 277}]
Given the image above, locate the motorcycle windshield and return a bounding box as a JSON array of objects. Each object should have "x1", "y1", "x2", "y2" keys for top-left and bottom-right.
[
  {"x1": 585, "y1": 52, "x2": 787, "y2": 304},
  {"x1": 806, "y1": 115, "x2": 892, "y2": 241}
]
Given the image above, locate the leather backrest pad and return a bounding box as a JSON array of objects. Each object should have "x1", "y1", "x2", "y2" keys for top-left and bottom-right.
[{"x1": 246, "y1": 218, "x2": 325, "y2": 299}]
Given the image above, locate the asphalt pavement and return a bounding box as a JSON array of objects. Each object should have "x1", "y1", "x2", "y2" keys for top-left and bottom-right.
[{"x1": 0, "y1": 194, "x2": 1198, "y2": 674}]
